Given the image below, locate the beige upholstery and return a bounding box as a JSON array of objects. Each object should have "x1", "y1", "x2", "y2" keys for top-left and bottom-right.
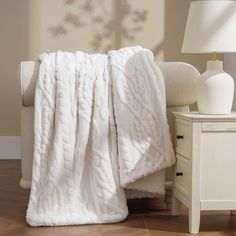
[
  {"x1": 20, "y1": 61, "x2": 199, "y2": 107},
  {"x1": 19, "y1": 61, "x2": 200, "y2": 189}
]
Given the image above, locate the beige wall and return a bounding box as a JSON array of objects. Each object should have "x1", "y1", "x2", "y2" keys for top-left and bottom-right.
[
  {"x1": 0, "y1": 0, "x2": 213, "y2": 136},
  {"x1": 0, "y1": 0, "x2": 29, "y2": 135},
  {"x1": 224, "y1": 54, "x2": 236, "y2": 111}
]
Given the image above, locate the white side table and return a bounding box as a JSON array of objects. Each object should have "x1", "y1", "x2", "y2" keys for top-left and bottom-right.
[{"x1": 172, "y1": 112, "x2": 236, "y2": 234}]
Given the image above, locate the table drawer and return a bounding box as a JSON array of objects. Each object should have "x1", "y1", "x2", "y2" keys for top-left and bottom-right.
[
  {"x1": 174, "y1": 154, "x2": 190, "y2": 197},
  {"x1": 175, "y1": 120, "x2": 192, "y2": 159},
  {"x1": 202, "y1": 122, "x2": 236, "y2": 132}
]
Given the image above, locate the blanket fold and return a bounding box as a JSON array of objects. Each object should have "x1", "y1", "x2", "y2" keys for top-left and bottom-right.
[{"x1": 26, "y1": 46, "x2": 175, "y2": 226}]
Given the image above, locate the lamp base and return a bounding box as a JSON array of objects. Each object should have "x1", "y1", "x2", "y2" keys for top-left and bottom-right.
[{"x1": 197, "y1": 61, "x2": 234, "y2": 115}]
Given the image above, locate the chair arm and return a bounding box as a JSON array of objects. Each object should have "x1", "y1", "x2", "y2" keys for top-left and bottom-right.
[
  {"x1": 19, "y1": 61, "x2": 200, "y2": 107},
  {"x1": 157, "y1": 62, "x2": 199, "y2": 106},
  {"x1": 20, "y1": 61, "x2": 37, "y2": 106}
]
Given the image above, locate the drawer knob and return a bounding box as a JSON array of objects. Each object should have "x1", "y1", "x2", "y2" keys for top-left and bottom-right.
[
  {"x1": 176, "y1": 172, "x2": 183, "y2": 176},
  {"x1": 176, "y1": 135, "x2": 184, "y2": 139}
]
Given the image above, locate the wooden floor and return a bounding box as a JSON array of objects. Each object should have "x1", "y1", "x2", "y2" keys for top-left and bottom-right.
[{"x1": 0, "y1": 160, "x2": 236, "y2": 236}]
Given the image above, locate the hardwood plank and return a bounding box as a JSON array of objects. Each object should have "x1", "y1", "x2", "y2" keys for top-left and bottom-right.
[{"x1": 1, "y1": 160, "x2": 236, "y2": 236}]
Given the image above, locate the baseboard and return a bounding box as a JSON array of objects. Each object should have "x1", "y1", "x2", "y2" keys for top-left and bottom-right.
[{"x1": 0, "y1": 136, "x2": 21, "y2": 159}]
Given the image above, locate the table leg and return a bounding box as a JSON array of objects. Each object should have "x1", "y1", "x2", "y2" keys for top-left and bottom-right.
[{"x1": 189, "y1": 203, "x2": 200, "y2": 234}]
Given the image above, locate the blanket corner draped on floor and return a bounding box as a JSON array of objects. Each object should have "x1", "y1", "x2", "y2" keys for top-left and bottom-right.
[{"x1": 26, "y1": 46, "x2": 175, "y2": 226}]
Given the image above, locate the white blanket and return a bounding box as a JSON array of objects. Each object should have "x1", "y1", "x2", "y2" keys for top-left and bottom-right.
[{"x1": 26, "y1": 46, "x2": 175, "y2": 226}]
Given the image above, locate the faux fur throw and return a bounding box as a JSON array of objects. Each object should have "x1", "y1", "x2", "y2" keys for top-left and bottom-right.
[{"x1": 26, "y1": 46, "x2": 175, "y2": 226}]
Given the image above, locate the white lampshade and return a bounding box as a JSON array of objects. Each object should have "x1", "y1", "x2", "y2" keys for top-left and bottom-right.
[{"x1": 182, "y1": 0, "x2": 236, "y2": 53}]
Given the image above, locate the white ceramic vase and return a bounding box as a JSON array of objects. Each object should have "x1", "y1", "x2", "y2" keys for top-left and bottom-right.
[{"x1": 197, "y1": 61, "x2": 234, "y2": 114}]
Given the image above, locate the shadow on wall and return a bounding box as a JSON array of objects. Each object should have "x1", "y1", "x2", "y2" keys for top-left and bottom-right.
[
  {"x1": 152, "y1": 0, "x2": 190, "y2": 61},
  {"x1": 47, "y1": 0, "x2": 215, "y2": 73},
  {"x1": 153, "y1": 0, "x2": 211, "y2": 73},
  {"x1": 49, "y1": 0, "x2": 148, "y2": 52}
]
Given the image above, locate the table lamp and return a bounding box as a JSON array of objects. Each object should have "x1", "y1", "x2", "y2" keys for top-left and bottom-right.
[{"x1": 182, "y1": 0, "x2": 236, "y2": 114}]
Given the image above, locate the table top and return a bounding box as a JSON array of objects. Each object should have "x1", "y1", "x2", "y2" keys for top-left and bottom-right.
[{"x1": 173, "y1": 111, "x2": 236, "y2": 121}]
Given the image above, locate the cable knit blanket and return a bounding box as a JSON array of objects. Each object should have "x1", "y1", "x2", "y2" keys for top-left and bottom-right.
[{"x1": 26, "y1": 46, "x2": 175, "y2": 226}]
